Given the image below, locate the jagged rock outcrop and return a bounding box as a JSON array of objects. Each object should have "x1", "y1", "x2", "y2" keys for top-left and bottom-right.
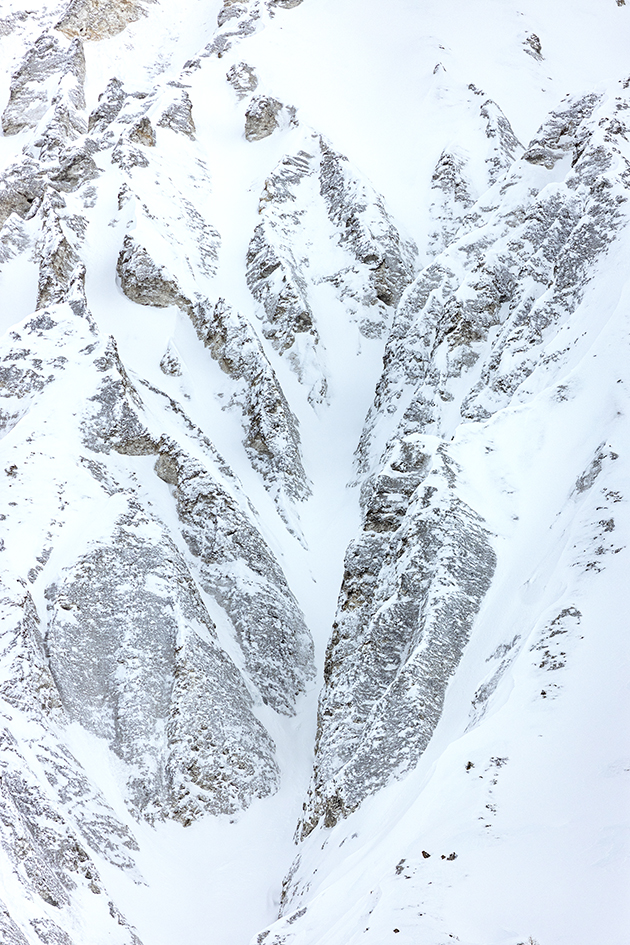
[
  {"x1": 226, "y1": 61, "x2": 258, "y2": 98},
  {"x1": 157, "y1": 448, "x2": 314, "y2": 712},
  {"x1": 0, "y1": 275, "x2": 315, "y2": 938},
  {"x1": 2, "y1": 3, "x2": 628, "y2": 944},
  {"x1": 427, "y1": 85, "x2": 523, "y2": 256},
  {"x1": 293, "y1": 85, "x2": 630, "y2": 839},
  {"x1": 299, "y1": 442, "x2": 496, "y2": 832},
  {"x1": 244, "y1": 95, "x2": 294, "y2": 140},
  {"x1": 246, "y1": 134, "x2": 417, "y2": 402},
  {"x1": 318, "y1": 140, "x2": 417, "y2": 311},
  {"x1": 192, "y1": 0, "x2": 264, "y2": 61},
  {"x1": 56, "y1": 0, "x2": 146, "y2": 41},
  {"x1": 116, "y1": 236, "x2": 310, "y2": 513},
  {"x1": 357, "y1": 89, "x2": 630, "y2": 473},
  {"x1": 0, "y1": 158, "x2": 46, "y2": 227},
  {"x1": 116, "y1": 235, "x2": 186, "y2": 309},
  {"x1": 46, "y1": 501, "x2": 280, "y2": 820},
  {"x1": 1, "y1": 32, "x2": 85, "y2": 138},
  {"x1": 156, "y1": 85, "x2": 196, "y2": 137},
  {"x1": 36, "y1": 197, "x2": 84, "y2": 309},
  {"x1": 0, "y1": 566, "x2": 143, "y2": 945},
  {"x1": 191, "y1": 297, "x2": 310, "y2": 507}
]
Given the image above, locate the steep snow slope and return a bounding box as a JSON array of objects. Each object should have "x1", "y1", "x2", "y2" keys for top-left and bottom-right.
[{"x1": 0, "y1": 1, "x2": 629, "y2": 945}]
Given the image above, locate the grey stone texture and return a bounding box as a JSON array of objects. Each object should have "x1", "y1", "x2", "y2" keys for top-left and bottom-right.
[
  {"x1": 246, "y1": 135, "x2": 417, "y2": 401},
  {"x1": 427, "y1": 85, "x2": 523, "y2": 257},
  {"x1": 57, "y1": 0, "x2": 146, "y2": 41},
  {"x1": 244, "y1": 95, "x2": 286, "y2": 140},
  {"x1": 46, "y1": 505, "x2": 280, "y2": 821},
  {"x1": 302, "y1": 88, "x2": 630, "y2": 839},
  {"x1": 1, "y1": 33, "x2": 85, "y2": 137},
  {"x1": 299, "y1": 445, "x2": 496, "y2": 833},
  {"x1": 226, "y1": 61, "x2": 259, "y2": 99}
]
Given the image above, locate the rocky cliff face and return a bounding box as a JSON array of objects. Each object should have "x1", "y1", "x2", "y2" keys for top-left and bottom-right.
[{"x1": 0, "y1": 2, "x2": 628, "y2": 945}]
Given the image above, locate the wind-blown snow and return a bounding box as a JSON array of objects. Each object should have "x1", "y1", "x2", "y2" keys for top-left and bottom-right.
[{"x1": 1, "y1": 1, "x2": 629, "y2": 944}]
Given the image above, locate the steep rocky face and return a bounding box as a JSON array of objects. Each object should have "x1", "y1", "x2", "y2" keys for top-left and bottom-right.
[
  {"x1": 300, "y1": 446, "x2": 496, "y2": 832},
  {"x1": 246, "y1": 134, "x2": 417, "y2": 403},
  {"x1": 1, "y1": 32, "x2": 85, "y2": 138},
  {"x1": 0, "y1": 271, "x2": 313, "y2": 937},
  {"x1": 46, "y1": 505, "x2": 281, "y2": 821},
  {"x1": 426, "y1": 84, "x2": 523, "y2": 257},
  {"x1": 358, "y1": 90, "x2": 629, "y2": 471},
  {"x1": 1, "y1": 1, "x2": 629, "y2": 944},
  {"x1": 291, "y1": 84, "x2": 630, "y2": 840},
  {"x1": 264, "y1": 79, "x2": 630, "y2": 944},
  {"x1": 4, "y1": 294, "x2": 311, "y2": 819},
  {"x1": 56, "y1": 0, "x2": 147, "y2": 41}
]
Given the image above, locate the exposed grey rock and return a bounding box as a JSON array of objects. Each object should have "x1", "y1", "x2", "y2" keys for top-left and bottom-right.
[
  {"x1": 246, "y1": 145, "x2": 325, "y2": 399},
  {"x1": 226, "y1": 61, "x2": 258, "y2": 98},
  {"x1": 160, "y1": 448, "x2": 315, "y2": 713},
  {"x1": 159, "y1": 341, "x2": 182, "y2": 375},
  {"x1": 246, "y1": 135, "x2": 416, "y2": 399},
  {"x1": 128, "y1": 116, "x2": 156, "y2": 146},
  {"x1": 522, "y1": 92, "x2": 600, "y2": 168},
  {"x1": 114, "y1": 161, "x2": 219, "y2": 282},
  {"x1": 201, "y1": 0, "x2": 262, "y2": 59},
  {"x1": 0, "y1": 572, "x2": 143, "y2": 943},
  {"x1": 523, "y1": 32, "x2": 543, "y2": 60},
  {"x1": 117, "y1": 237, "x2": 308, "y2": 510},
  {"x1": 47, "y1": 141, "x2": 100, "y2": 193},
  {"x1": 0, "y1": 724, "x2": 144, "y2": 944},
  {"x1": 245, "y1": 95, "x2": 288, "y2": 141},
  {"x1": 295, "y1": 88, "x2": 630, "y2": 843},
  {"x1": 0, "y1": 900, "x2": 30, "y2": 945},
  {"x1": 0, "y1": 580, "x2": 62, "y2": 717},
  {"x1": 0, "y1": 159, "x2": 45, "y2": 227},
  {"x1": 57, "y1": 0, "x2": 146, "y2": 41},
  {"x1": 73, "y1": 319, "x2": 314, "y2": 716},
  {"x1": 0, "y1": 3, "x2": 626, "y2": 940},
  {"x1": 479, "y1": 95, "x2": 523, "y2": 184},
  {"x1": 0, "y1": 313, "x2": 69, "y2": 437},
  {"x1": 0, "y1": 275, "x2": 96, "y2": 440},
  {"x1": 111, "y1": 138, "x2": 150, "y2": 169},
  {"x1": 300, "y1": 444, "x2": 496, "y2": 833},
  {"x1": 116, "y1": 235, "x2": 186, "y2": 309},
  {"x1": 46, "y1": 501, "x2": 280, "y2": 821},
  {"x1": 81, "y1": 335, "x2": 160, "y2": 456},
  {"x1": 88, "y1": 77, "x2": 126, "y2": 133},
  {"x1": 190, "y1": 297, "x2": 310, "y2": 505},
  {"x1": 36, "y1": 100, "x2": 88, "y2": 165},
  {"x1": 357, "y1": 90, "x2": 629, "y2": 473},
  {"x1": 319, "y1": 139, "x2": 417, "y2": 309},
  {"x1": 427, "y1": 86, "x2": 523, "y2": 257},
  {"x1": 0, "y1": 293, "x2": 312, "y2": 838},
  {"x1": 201, "y1": 0, "x2": 301, "y2": 62},
  {"x1": 36, "y1": 197, "x2": 84, "y2": 310},
  {"x1": 218, "y1": 2, "x2": 248, "y2": 27},
  {"x1": 1, "y1": 33, "x2": 85, "y2": 137},
  {"x1": 247, "y1": 216, "x2": 316, "y2": 351},
  {"x1": 0, "y1": 216, "x2": 31, "y2": 267},
  {"x1": 156, "y1": 87, "x2": 196, "y2": 138}
]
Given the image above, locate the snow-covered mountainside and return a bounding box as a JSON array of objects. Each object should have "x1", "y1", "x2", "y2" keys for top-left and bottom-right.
[{"x1": 1, "y1": 1, "x2": 629, "y2": 944}]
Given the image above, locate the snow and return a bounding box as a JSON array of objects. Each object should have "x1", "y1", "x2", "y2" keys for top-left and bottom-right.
[{"x1": 1, "y1": 1, "x2": 630, "y2": 944}]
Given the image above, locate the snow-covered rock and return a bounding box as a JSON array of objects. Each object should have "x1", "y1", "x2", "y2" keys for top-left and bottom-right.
[{"x1": 0, "y1": 1, "x2": 629, "y2": 944}]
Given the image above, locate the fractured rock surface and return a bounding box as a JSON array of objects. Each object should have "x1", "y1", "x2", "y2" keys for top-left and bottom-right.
[
  {"x1": 1, "y1": 3, "x2": 629, "y2": 944},
  {"x1": 246, "y1": 133, "x2": 417, "y2": 402},
  {"x1": 1, "y1": 32, "x2": 85, "y2": 137},
  {"x1": 57, "y1": 0, "x2": 147, "y2": 41},
  {"x1": 300, "y1": 443, "x2": 496, "y2": 832}
]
